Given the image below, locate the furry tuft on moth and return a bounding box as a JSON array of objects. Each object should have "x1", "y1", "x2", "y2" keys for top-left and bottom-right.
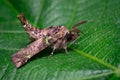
[{"x1": 11, "y1": 13, "x2": 87, "y2": 68}]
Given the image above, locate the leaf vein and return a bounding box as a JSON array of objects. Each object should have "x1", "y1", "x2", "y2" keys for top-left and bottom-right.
[{"x1": 72, "y1": 48, "x2": 118, "y2": 70}]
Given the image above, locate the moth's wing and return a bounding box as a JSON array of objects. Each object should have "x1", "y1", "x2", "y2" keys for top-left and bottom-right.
[
  {"x1": 11, "y1": 36, "x2": 57, "y2": 68},
  {"x1": 11, "y1": 26, "x2": 68, "y2": 68},
  {"x1": 18, "y1": 13, "x2": 42, "y2": 40}
]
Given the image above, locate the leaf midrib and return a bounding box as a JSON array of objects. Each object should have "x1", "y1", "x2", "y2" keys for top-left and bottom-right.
[{"x1": 72, "y1": 48, "x2": 118, "y2": 70}]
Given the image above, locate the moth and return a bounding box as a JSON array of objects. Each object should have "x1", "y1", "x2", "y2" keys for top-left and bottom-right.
[{"x1": 11, "y1": 13, "x2": 87, "y2": 68}]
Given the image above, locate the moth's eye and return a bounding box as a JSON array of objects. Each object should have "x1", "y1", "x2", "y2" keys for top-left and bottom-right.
[{"x1": 66, "y1": 33, "x2": 72, "y2": 41}]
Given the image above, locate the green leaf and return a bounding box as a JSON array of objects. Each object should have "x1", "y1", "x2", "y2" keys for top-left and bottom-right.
[{"x1": 0, "y1": 0, "x2": 120, "y2": 80}]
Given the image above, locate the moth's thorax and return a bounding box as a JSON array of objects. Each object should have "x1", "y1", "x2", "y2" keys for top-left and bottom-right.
[{"x1": 42, "y1": 26, "x2": 69, "y2": 38}]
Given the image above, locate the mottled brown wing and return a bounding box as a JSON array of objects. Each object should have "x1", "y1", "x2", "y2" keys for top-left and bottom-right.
[
  {"x1": 12, "y1": 14, "x2": 69, "y2": 68},
  {"x1": 18, "y1": 13, "x2": 42, "y2": 40},
  {"x1": 12, "y1": 36, "x2": 57, "y2": 68},
  {"x1": 11, "y1": 26, "x2": 68, "y2": 68}
]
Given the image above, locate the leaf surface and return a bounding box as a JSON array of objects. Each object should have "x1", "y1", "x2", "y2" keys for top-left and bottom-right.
[{"x1": 0, "y1": 0, "x2": 120, "y2": 80}]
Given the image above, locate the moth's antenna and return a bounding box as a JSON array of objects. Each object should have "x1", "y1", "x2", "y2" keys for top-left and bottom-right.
[
  {"x1": 17, "y1": 13, "x2": 28, "y2": 25},
  {"x1": 72, "y1": 20, "x2": 87, "y2": 28}
]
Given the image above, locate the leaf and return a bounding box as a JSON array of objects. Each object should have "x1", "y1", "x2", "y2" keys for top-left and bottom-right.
[{"x1": 0, "y1": 0, "x2": 120, "y2": 80}]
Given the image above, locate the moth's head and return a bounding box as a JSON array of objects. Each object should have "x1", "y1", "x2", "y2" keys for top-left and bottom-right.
[
  {"x1": 66, "y1": 28, "x2": 81, "y2": 42},
  {"x1": 66, "y1": 20, "x2": 87, "y2": 42}
]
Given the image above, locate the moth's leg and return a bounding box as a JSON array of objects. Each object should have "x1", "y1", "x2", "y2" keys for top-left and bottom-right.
[
  {"x1": 65, "y1": 47, "x2": 68, "y2": 54},
  {"x1": 62, "y1": 39, "x2": 69, "y2": 54},
  {"x1": 50, "y1": 47, "x2": 56, "y2": 56},
  {"x1": 63, "y1": 46, "x2": 68, "y2": 54},
  {"x1": 49, "y1": 39, "x2": 62, "y2": 57}
]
